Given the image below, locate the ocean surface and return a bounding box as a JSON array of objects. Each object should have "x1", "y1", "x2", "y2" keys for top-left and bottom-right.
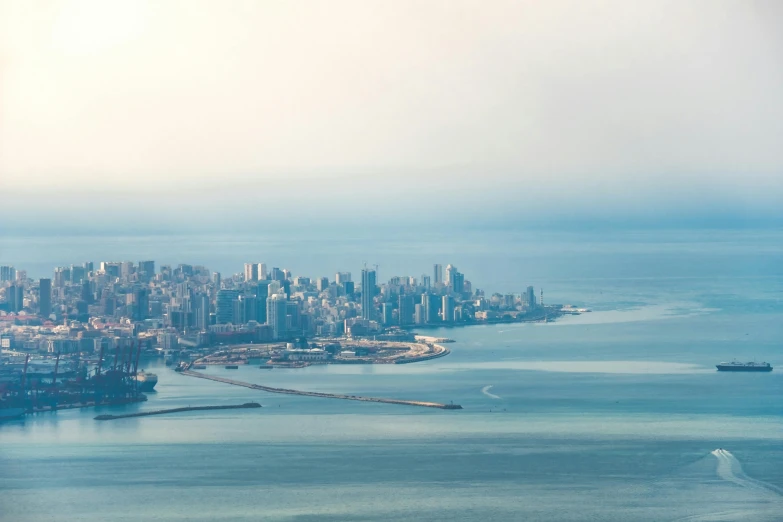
[{"x1": 1, "y1": 228, "x2": 782, "y2": 521}]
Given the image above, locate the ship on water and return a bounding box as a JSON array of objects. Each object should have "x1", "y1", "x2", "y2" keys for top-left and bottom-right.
[
  {"x1": 134, "y1": 371, "x2": 158, "y2": 391},
  {"x1": 716, "y1": 360, "x2": 773, "y2": 372}
]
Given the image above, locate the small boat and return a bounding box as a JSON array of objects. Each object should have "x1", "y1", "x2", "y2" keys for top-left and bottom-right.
[
  {"x1": 225, "y1": 365, "x2": 239, "y2": 369},
  {"x1": 259, "y1": 365, "x2": 273, "y2": 370}
]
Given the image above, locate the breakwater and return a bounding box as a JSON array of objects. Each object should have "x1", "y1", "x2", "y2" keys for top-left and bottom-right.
[
  {"x1": 180, "y1": 370, "x2": 462, "y2": 410},
  {"x1": 94, "y1": 402, "x2": 261, "y2": 420}
]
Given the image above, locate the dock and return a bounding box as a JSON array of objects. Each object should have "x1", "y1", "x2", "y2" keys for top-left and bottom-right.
[
  {"x1": 94, "y1": 402, "x2": 261, "y2": 420},
  {"x1": 179, "y1": 370, "x2": 462, "y2": 410}
]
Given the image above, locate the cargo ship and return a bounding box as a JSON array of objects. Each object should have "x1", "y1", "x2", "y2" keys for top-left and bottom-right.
[
  {"x1": 134, "y1": 371, "x2": 158, "y2": 391},
  {"x1": 716, "y1": 361, "x2": 773, "y2": 372}
]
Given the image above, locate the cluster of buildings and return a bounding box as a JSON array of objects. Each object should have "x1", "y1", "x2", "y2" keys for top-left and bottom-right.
[{"x1": 0, "y1": 261, "x2": 545, "y2": 355}]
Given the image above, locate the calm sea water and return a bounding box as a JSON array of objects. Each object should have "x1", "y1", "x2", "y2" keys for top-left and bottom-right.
[{"x1": 1, "y1": 229, "x2": 782, "y2": 521}]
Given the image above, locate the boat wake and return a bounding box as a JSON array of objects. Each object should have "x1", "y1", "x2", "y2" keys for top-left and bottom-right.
[
  {"x1": 710, "y1": 449, "x2": 783, "y2": 497},
  {"x1": 481, "y1": 385, "x2": 501, "y2": 399},
  {"x1": 673, "y1": 450, "x2": 782, "y2": 521}
]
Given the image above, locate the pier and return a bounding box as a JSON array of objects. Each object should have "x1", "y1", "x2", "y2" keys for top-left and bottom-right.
[
  {"x1": 94, "y1": 402, "x2": 261, "y2": 420},
  {"x1": 180, "y1": 370, "x2": 462, "y2": 410}
]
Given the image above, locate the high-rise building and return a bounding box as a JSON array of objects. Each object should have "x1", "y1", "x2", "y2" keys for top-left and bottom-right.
[
  {"x1": 317, "y1": 277, "x2": 330, "y2": 291},
  {"x1": 138, "y1": 261, "x2": 155, "y2": 280},
  {"x1": 258, "y1": 263, "x2": 268, "y2": 280},
  {"x1": 244, "y1": 263, "x2": 259, "y2": 282},
  {"x1": 83, "y1": 261, "x2": 94, "y2": 273},
  {"x1": 526, "y1": 286, "x2": 536, "y2": 309},
  {"x1": 398, "y1": 294, "x2": 415, "y2": 326},
  {"x1": 344, "y1": 281, "x2": 355, "y2": 296},
  {"x1": 255, "y1": 287, "x2": 268, "y2": 323},
  {"x1": 234, "y1": 294, "x2": 256, "y2": 324},
  {"x1": 286, "y1": 300, "x2": 301, "y2": 336},
  {"x1": 54, "y1": 267, "x2": 70, "y2": 287},
  {"x1": 120, "y1": 261, "x2": 134, "y2": 280},
  {"x1": 414, "y1": 303, "x2": 425, "y2": 324},
  {"x1": 335, "y1": 272, "x2": 351, "y2": 285},
  {"x1": 81, "y1": 280, "x2": 93, "y2": 304},
  {"x1": 101, "y1": 262, "x2": 121, "y2": 279},
  {"x1": 39, "y1": 278, "x2": 52, "y2": 318},
  {"x1": 213, "y1": 272, "x2": 221, "y2": 287},
  {"x1": 1, "y1": 266, "x2": 16, "y2": 282},
  {"x1": 452, "y1": 271, "x2": 464, "y2": 294},
  {"x1": 361, "y1": 269, "x2": 376, "y2": 321},
  {"x1": 216, "y1": 289, "x2": 240, "y2": 324},
  {"x1": 266, "y1": 293, "x2": 288, "y2": 340},
  {"x1": 442, "y1": 295, "x2": 454, "y2": 323},
  {"x1": 433, "y1": 264, "x2": 443, "y2": 285},
  {"x1": 422, "y1": 293, "x2": 440, "y2": 324},
  {"x1": 381, "y1": 303, "x2": 393, "y2": 325},
  {"x1": 422, "y1": 275, "x2": 431, "y2": 290},
  {"x1": 268, "y1": 280, "x2": 282, "y2": 296},
  {"x1": 7, "y1": 284, "x2": 23, "y2": 313},
  {"x1": 132, "y1": 286, "x2": 149, "y2": 321},
  {"x1": 70, "y1": 265, "x2": 86, "y2": 284},
  {"x1": 194, "y1": 294, "x2": 211, "y2": 330},
  {"x1": 444, "y1": 264, "x2": 455, "y2": 287}
]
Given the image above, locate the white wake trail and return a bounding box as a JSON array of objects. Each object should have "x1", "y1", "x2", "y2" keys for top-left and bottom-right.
[
  {"x1": 710, "y1": 449, "x2": 783, "y2": 497},
  {"x1": 481, "y1": 385, "x2": 501, "y2": 399}
]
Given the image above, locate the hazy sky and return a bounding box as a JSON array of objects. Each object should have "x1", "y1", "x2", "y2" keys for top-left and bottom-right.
[{"x1": 1, "y1": 0, "x2": 781, "y2": 228}]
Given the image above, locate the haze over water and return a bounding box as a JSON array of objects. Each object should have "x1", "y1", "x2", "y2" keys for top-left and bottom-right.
[{"x1": 1, "y1": 228, "x2": 781, "y2": 521}]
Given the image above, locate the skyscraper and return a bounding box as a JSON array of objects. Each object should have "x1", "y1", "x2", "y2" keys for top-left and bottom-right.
[
  {"x1": 422, "y1": 293, "x2": 440, "y2": 324},
  {"x1": 270, "y1": 267, "x2": 284, "y2": 281},
  {"x1": 444, "y1": 264, "x2": 455, "y2": 287},
  {"x1": 381, "y1": 303, "x2": 393, "y2": 325},
  {"x1": 39, "y1": 278, "x2": 52, "y2": 318},
  {"x1": 266, "y1": 293, "x2": 288, "y2": 340},
  {"x1": 0, "y1": 266, "x2": 16, "y2": 282},
  {"x1": 7, "y1": 284, "x2": 23, "y2": 313},
  {"x1": 70, "y1": 265, "x2": 86, "y2": 284},
  {"x1": 286, "y1": 300, "x2": 301, "y2": 336},
  {"x1": 433, "y1": 264, "x2": 443, "y2": 285},
  {"x1": 244, "y1": 263, "x2": 259, "y2": 282},
  {"x1": 398, "y1": 294, "x2": 415, "y2": 326},
  {"x1": 54, "y1": 267, "x2": 70, "y2": 287},
  {"x1": 414, "y1": 303, "x2": 425, "y2": 324},
  {"x1": 138, "y1": 261, "x2": 155, "y2": 281},
  {"x1": 194, "y1": 294, "x2": 211, "y2": 330},
  {"x1": 451, "y1": 271, "x2": 464, "y2": 294},
  {"x1": 258, "y1": 263, "x2": 268, "y2": 280},
  {"x1": 317, "y1": 277, "x2": 330, "y2": 291},
  {"x1": 361, "y1": 269, "x2": 376, "y2": 321},
  {"x1": 132, "y1": 286, "x2": 149, "y2": 321},
  {"x1": 335, "y1": 272, "x2": 351, "y2": 285},
  {"x1": 216, "y1": 289, "x2": 240, "y2": 324},
  {"x1": 526, "y1": 286, "x2": 536, "y2": 309},
  {"x1": 442, "y1": 295, "x2": 454, "y2": 323}
]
